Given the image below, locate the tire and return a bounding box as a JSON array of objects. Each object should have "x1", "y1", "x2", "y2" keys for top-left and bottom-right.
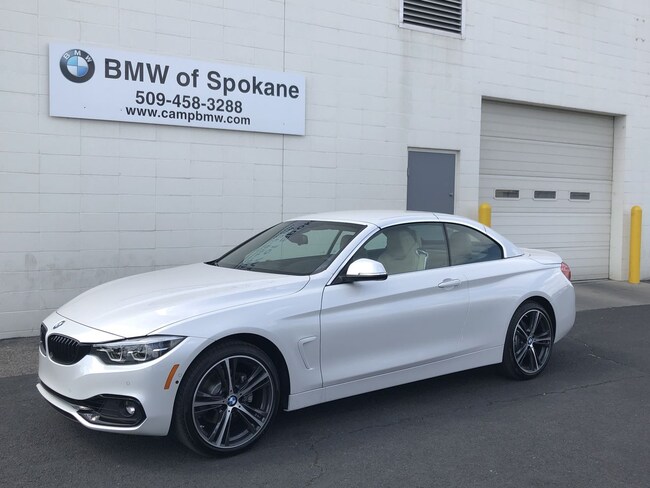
[
  {"x1": 501, "y1": 302, "x2": 554, "y2": 380},
  {"x1": 173, "y1": 341, "x2": 280, "y2": 456}
]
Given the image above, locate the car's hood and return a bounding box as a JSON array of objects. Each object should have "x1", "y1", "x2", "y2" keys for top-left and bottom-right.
[{"x1": 57, "y1": 263, "x2": 309, "y2": 338}]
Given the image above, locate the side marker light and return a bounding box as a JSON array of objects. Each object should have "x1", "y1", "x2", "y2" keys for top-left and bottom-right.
[{"x1": 164, "y1": 364, "x2": 180, "y2": 390}]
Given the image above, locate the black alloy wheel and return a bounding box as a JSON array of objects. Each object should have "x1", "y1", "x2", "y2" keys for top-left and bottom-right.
[
  {"x1": 173, "y1": 341, "x2": 279, "y2": 455},
  {"x1": 502, "y1": 301, "x2": 554, "y2": 379}
]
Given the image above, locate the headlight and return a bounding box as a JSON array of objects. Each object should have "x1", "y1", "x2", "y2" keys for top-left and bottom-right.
[{"x1": 91, "y1": 335, "x2": 185, "y2": 365}]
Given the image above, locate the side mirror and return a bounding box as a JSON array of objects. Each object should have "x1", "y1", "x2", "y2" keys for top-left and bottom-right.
[{"x1": 343, "y1": 259, "x2": 388, "y2": 282}]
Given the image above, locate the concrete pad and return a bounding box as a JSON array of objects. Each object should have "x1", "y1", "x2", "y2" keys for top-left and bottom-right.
[
  {"x1": 573, "y1": 280, "x2": 650, "y2": 312},
  {"x1": 0, "y1": 337, "x2": 38, "y2": 378}
]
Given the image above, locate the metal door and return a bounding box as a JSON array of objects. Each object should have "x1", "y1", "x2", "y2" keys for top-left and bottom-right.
[{"x1": 407, "y1": 151, "x2": 456, "y2": 214}]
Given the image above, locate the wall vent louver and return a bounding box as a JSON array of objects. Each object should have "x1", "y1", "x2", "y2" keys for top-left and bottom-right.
[{"x1": 403, "y1": 0, "x2": 463, "y2": 34}]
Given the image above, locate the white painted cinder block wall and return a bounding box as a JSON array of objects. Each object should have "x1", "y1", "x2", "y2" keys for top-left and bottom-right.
[{"x1": 1, "y1": 0, "x2": 649, "y2": 338}]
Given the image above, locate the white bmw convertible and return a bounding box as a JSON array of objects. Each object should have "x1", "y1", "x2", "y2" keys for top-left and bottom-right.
[{"x1": 37, "y1": 210, "x2": 575, "y2": 455}]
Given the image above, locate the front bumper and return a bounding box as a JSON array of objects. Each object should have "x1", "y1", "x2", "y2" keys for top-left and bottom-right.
[
  {"x1": 38, "y1": 382, "x2": 146, "y2": 427},
  {"x1": 37, "y1": 315, "x2": 206, "y2": 436}
]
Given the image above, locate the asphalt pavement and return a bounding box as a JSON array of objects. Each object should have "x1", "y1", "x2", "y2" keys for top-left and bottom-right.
[{"x1": 0, "y1": 281, "x2": 648, "y2": 487}]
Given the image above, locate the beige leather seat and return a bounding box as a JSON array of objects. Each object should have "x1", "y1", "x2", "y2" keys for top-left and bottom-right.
[{"x1": 378, "y1": 228, "x2": 426, "y2": 275}]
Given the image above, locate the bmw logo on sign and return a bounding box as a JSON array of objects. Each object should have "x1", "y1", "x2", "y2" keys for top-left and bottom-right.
[{"x1": 59, "y1": 49, "x2": 95, "y2": 83}]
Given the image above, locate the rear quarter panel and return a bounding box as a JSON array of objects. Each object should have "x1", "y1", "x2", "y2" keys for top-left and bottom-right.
[{"x1": 460, "y1": 255, "x2": 575, "y2": 354}]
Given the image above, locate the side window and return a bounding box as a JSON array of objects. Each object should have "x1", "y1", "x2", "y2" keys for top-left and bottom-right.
[
  {"x1": 416, "y1": 223, "x2": 449, "y2": 269},
  {"x1": 352, "y1": 223, "x2": 449, "y2": 275},
  {"x1": 445, "y1": 224, "x2": 503, "y2": 266}
]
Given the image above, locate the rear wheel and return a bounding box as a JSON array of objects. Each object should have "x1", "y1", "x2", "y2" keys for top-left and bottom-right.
[
  {"x1": 501, "y1": 302, "x2": 554, "y2": 380},
  {"x1": 173, "y1": 341, "x2": 279, "y2": 456}
]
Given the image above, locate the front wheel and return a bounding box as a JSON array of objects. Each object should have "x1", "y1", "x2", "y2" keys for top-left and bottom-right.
[
  {"x1": 501, "y1": 302, "x2": 554, "y2": 380},
  {"x1": 173, "y1": 341, "x2": 279, "y2": 456}
]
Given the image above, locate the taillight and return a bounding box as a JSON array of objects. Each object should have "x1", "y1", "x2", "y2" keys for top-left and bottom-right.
[{"x1": 561, "y1": 262, "x2": 572, "y2": 281}]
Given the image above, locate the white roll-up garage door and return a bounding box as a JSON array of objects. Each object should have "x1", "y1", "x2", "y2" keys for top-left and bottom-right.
[{"x1": 479, "y1": 101, "x2": 614, "y2": 280}]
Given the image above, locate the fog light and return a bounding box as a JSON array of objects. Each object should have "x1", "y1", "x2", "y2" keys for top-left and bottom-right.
[
  {"x1": 124, "y1": 401, "x2": 137, "y2": 417},
  {"x1": 76, "y1": 395, "x2": 145, "y2": 427},
  {"x1": 79, "y1": 410, "x2": 101, "y2": 423}
]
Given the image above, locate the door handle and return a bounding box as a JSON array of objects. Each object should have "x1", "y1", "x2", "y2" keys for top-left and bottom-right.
[{"x1": 438, "y1": 278, "x2": 461, "y2": 289}]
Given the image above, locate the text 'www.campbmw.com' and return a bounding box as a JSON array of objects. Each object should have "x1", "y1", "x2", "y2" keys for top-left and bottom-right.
[{"x1": 124, "y1": 106, "x2": 251, "y2": 125}]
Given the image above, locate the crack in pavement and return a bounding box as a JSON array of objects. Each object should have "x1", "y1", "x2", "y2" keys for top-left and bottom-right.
[
  {"x1": 566, "y1": 336, "x2": 644, "y2": 373},
  {"x1": 484, "y1": 374, "x2": 647, "y2": 407},
  {"x1": 303, "y1": 434, "x2": 328, "y2": 488}
]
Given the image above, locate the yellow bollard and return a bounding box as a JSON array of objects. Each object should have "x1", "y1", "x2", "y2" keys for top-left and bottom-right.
[
  {"x1": 479, "y1": 203, "x2": 492, "y2": 227},
  {"x1": 629, "y1": 206, "x2": 642, "y2": 284}
]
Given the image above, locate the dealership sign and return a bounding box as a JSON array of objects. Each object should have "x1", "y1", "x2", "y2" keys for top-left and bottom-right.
[{"x1": 49, "y1": 43, "x2": 306, "y2": 135}]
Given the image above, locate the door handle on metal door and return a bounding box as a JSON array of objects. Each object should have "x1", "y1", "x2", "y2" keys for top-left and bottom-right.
[{"x1": 438, "y1": 278, "x2": 461, "y2": 289}]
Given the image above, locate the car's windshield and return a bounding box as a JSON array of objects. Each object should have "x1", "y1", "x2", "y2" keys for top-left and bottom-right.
[{"x1": 210, "y1": 220, "x2": 365, "y2": 275}]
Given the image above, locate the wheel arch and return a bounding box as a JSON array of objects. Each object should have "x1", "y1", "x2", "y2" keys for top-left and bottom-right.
[
  {"x1": 519, "y1": 295, "x2": 557, "y2": 335},
  {"x1": 189, "y1": 333, "x2": 291, "y2": 410}
]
